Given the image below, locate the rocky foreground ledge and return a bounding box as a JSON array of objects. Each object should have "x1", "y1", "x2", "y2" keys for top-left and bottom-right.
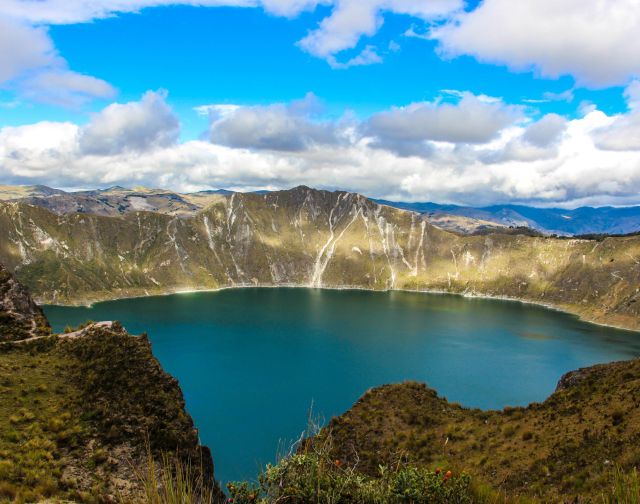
[
  {"x1": 0, "y1": 264, "x2": 223, "y2": 502},
  {"x1": 0, "y1": 323, "x2": 224, "y2": 502}
]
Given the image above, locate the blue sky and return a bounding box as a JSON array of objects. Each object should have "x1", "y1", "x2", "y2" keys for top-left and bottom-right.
[
  {"x1": 1, "y1": 0, "x2": 640, "y2": 207},
  {"x1": 1, "y1": 4, "x2": 628, "y2": 136}
]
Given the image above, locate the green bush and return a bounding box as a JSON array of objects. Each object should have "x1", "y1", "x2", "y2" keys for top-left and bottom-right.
[{"x1": 227, "y1": 448, "x2": 473, "y2": 503}]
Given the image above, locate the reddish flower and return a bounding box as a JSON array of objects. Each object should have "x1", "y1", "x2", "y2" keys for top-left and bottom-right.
[
  {"x1": 444, "y1": 470, "x2": 452, "y2": 481},
  {"x1": 435, "y1": 468, "x2": 442, "y2": 475},
  {"x1": 335, "y1": 459, "x2": 342, "y2": 467}
]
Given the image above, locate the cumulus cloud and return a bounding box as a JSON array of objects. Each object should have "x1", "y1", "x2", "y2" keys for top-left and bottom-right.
[
  {"x1": 329, "y1": 45, "x2": 382, "y2": 70},
  {"x1": 624, "y1": 80, "x2": 640, "y2": 109},
  {"x1": 477, "y1": 114, "x2": 568, "y2": 164},
  {"x1": 591, "y1": 80, "x2": 640, "y2": 151},
  {"x1": 522, "y1": 114, "x2": 567, "y2": 148},
  {"x1": 430, "y1": 0, "x2": 640, "y2": 87},
  {"x1": 4, "y1": 0, "x2": 640, "y2": 102},
  {"x1": 79, "y1": 91, "x2": 180, "y2": 155},
  {"x1": 365, "y1": 93, "x2": 521, "y2": 156},
  {"x1": 207, "y1": 93, "x2": 345, "y2": 151},
  {"x1": 2, "y1": 89, "x2": 640, "y2": 207}
]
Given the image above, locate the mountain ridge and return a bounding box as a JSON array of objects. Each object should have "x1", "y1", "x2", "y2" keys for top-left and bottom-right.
[
  {"x1": 0, "y1": 185, "x2": 638, "y2": 330},
  {"x1": 2, "y1": 183, "x2": 639, "y2": 235}
]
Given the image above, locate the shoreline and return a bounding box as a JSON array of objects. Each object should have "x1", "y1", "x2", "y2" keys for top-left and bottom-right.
[{"x1": 38, "y1": 283, "x2": 640, "y2": 334}]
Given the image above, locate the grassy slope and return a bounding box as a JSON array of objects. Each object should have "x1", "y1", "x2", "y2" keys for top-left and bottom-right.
[
  {"x1": 321, "y1": 358, "x2": 640, "y2": 502},
  {"x1": 0, "y1": 327, "x2": 222, "y2": 503}
]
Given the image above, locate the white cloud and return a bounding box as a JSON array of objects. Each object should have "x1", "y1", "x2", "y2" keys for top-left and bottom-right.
[
  {"x1": 1, "y1": 0, "x2": 461, "y2": 71},
  {"x1": 0, "y1": 16, "x2": 54, "y2": 83},
  {"x1": 0, "y1": 1, "x2": 255, "y2": 24},
  {"x1": 194, "y1": 104, "x2": 241, "y2": 118},
  {"x1": 522, "y1": 114, "x2": 567, "y2": 148},
  {"x1": 79, "y1": 90, "x2": 180, "y2": 155},
  {"x1": 0, "y1": 15, "x2": 115, "y2": 106},
  {"x1": 593, "y1": 113, "x2": 640, "y2": 152},
  {"x1": 591, "y1": 80, "x2": 640, "y2": 151},
  {"x1": 624, "y1": 80, "x2": 640, "y2": 109},
  {"x1": 3, "y1": 89, "x2": 640, "y2": 208},
  {"x1": 365, "y1": 92, "x2": 521, "y2": 156},
  {"x1": 4, "y1": 0, "x2": 640, "y2": 101},
  {"x1": 542, "y1": 88, "x2": 575, "y2": 103},
  {"x1": 329, "y1": 45, "x2": 382, "y2": 70},
  {"x1": 430, "y1": 0, "x2": 640, "y2": 87},
  {"x1": 0, "y1": 0, "x2": 465, "y2": 108},
  {"x1": 19, "y1": 70, "x2": 116, "y2": 107},
  {"x1": 298, "y1": 0, "x2": 462, "y2": 66},
  {"x1": 207, "y1": 93, "x2": 346, "y2": 151}
]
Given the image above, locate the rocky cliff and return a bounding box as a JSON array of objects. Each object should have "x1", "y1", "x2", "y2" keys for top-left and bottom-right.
[
  {"x1": 0, "y1": 267, "x2": 223, "y2": 502},
  {"x1": 0, "y1": 262, "x2": 50, "y2": 341},
  {"x1": 0, "y1": 186, "x2": 639, "y2": 329}
]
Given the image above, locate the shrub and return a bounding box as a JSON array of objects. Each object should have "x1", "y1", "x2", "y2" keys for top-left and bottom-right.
[
  {"x1": 227, "y1": 454, "x2": 473, "y2": 504},
  {"x1": 611, "y1": 409, "x2": 625, "y2": 426}
]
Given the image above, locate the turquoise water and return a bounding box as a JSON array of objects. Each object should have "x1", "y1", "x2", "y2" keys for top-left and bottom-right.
[{"x1": 44, "y1": 288, "x2": 640, "y2": 484}]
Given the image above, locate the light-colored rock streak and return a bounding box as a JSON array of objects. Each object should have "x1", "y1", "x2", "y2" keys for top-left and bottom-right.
[
  {"x1": 203, "y1": 215, "x2": 232, "y2": 280},
  {"x1": 314, "y1": 207, "x2": 363, "y2": 287},
  {"x1": 311, "y1": 198, "x2": 363, "y2": 288},
  {"x1": 413, "y1": 220, "x2": 427, "y2": 277},
  {"x1": 310, "y1": 201, "x2": 339, "y2": 287},
  {"x1": 166, "y1": 219, "x2": 188, "y2": 274},
  {"x1": 374, "y1": 209, "x2": 397, "y2": 288}
]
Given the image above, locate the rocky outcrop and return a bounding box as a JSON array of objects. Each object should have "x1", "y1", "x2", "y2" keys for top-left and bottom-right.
[
  {"x1": 0, "y1": 266, "x2": 223, "y2": 502},
  {"x1": 0, "y1": 262, "x2": 50, "y2": 341},
  {"x1": 0, "y1": 186, "x2": 639, "y2": 329}
]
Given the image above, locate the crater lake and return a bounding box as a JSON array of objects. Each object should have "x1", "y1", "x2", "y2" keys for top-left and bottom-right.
[{"x1": 44, "y1": 288, "x2": 640, "y2": 483}]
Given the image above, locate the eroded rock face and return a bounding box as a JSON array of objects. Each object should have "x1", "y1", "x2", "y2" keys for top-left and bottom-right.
[
  {"x1": 0, "y1": 186, "x2": 639, "y2": 329},
  {"x1": 60, "y1": 324, "x2": 224, "y2": 501},
  {"x1": 0, "y1": 262, "x2": 50, "y2": 341}
]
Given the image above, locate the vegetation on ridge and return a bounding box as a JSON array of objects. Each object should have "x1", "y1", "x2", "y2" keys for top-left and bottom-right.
[
  {"x1": 316, "y1": 359, "x2": 640, "y2": 502},
  {"x1": 136, "y1": 421, "x2": 640, "y2": 504}
]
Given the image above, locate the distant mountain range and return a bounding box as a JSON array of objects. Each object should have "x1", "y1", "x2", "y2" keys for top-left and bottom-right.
[
  {"x1": 1, "y1": 184, "x2": 637, "y2": 236},
  {"x1": 376, "y1": 199, "x2": 640, "y2": 236}
]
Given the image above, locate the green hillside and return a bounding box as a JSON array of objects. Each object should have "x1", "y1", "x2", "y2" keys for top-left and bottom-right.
[{"x1": 0, "y1": 186, "x2": 638, "y2": 330}]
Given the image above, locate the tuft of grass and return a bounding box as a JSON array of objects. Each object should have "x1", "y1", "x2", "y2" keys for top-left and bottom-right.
[
  {"x1": 133, "y1": 445, "x2": 220, "y2": 504},
  {"x1": 602, "y1": 466, "x2": 640, "y2": 504}
]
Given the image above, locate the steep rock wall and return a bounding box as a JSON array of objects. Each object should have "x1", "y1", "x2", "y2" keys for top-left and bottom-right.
[{"x1": 0, "y1": 187, "x2": 638, "y2": 329}]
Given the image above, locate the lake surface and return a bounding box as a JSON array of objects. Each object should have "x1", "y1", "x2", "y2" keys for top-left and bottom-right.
[{"x1": 44, "y1": 288, "x2": 640, "y2": 483}]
